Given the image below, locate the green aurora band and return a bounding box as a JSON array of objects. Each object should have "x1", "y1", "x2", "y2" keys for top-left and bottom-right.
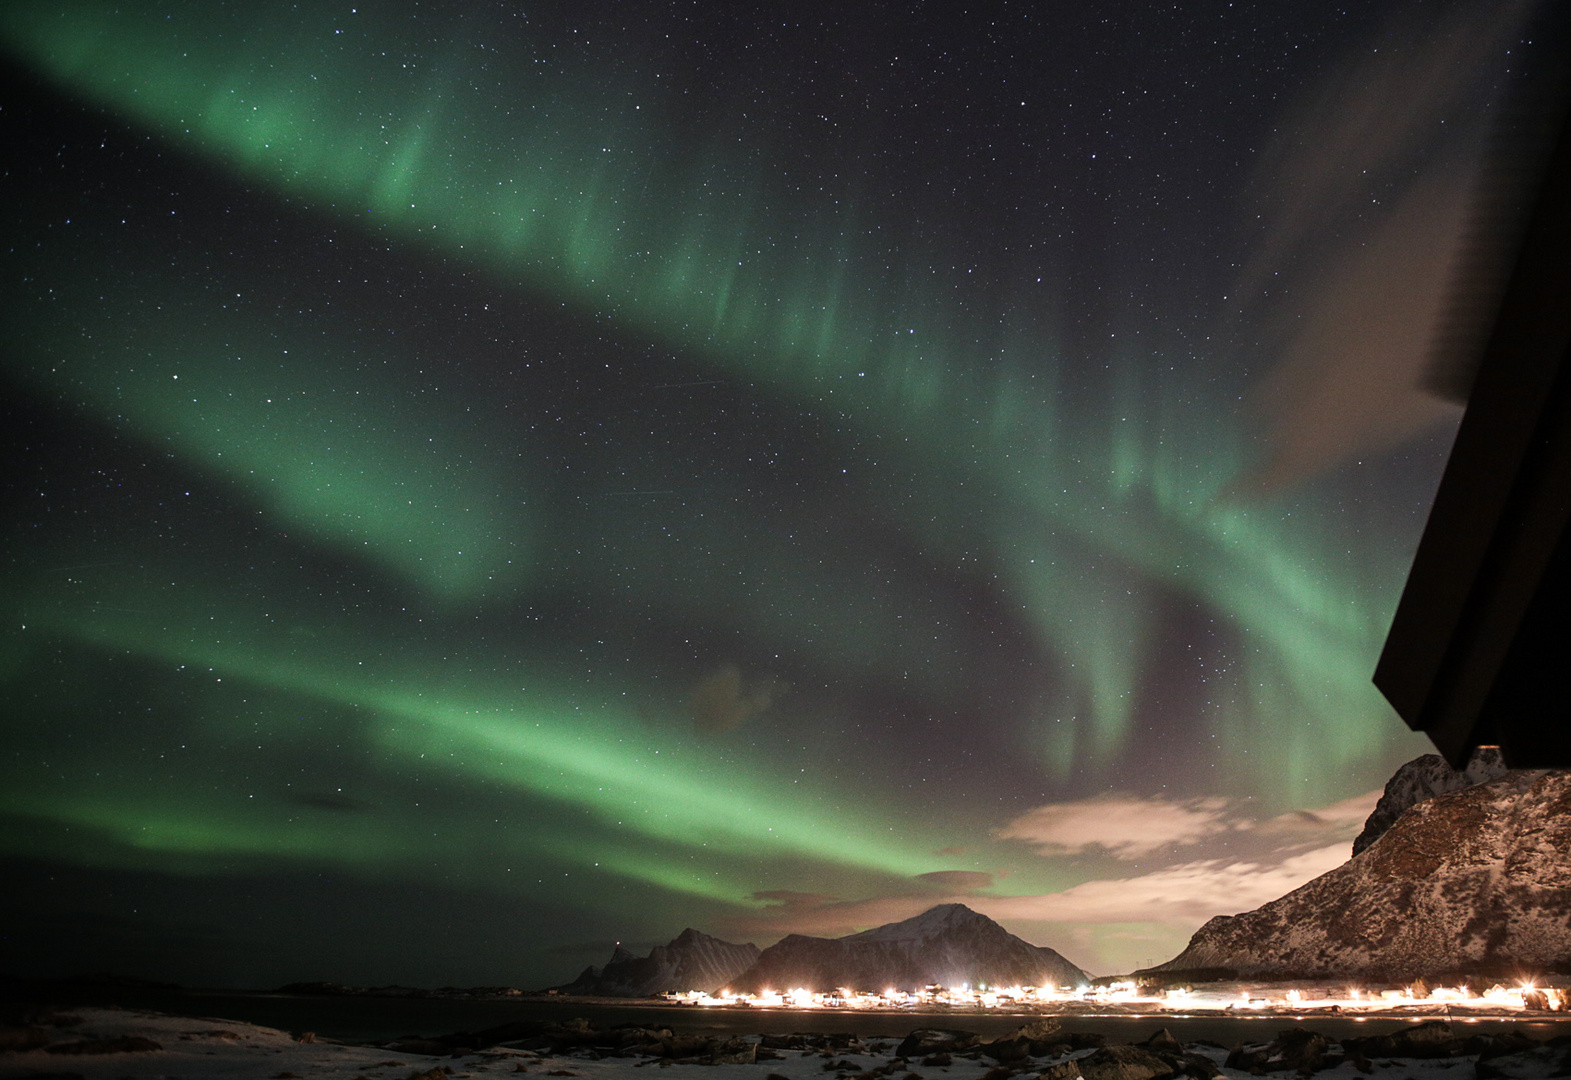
[{"x1": 1, "y1": 1, "x2": 1435, "y2": 934}]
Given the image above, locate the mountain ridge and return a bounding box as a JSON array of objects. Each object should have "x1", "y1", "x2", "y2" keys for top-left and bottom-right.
[
  {"x1": 725, "y1": 903, "x2": 1089, "y2": 993},
  {"x1": 559, "y1": 928, "x2": 760, "y2": 997},
  {"x1": 1151, "y1": 767, "x2": 1571, "y2": 980}
]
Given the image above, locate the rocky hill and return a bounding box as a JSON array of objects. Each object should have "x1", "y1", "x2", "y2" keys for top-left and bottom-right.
[
  {"x1": 726, "y1": 903, "x2": 1089, "y2": 993},
  {"x1": 1152, "y1": 767, "x2": 1571, "y2": 980},
  {"x1": 559, "y1": 928, "x2": 760, "y2": 997},
  {"x1": 1352, "y1": 747, "x2": 1508, "y2": 855}
]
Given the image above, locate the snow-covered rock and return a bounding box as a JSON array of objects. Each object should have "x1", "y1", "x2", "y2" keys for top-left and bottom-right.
[
  {"x1": 1352, "y1": 747, "x2": 1509, "y2": 856},
  {"x1": 1154, "y1": 768, "x2": 1571, "y2": 980},
  {"x1": 560, "y1": 928, "x2": 760, "y2": 997},
  {"x1": 726, "y1": 903, "x2": 1089, "y2": 993}
]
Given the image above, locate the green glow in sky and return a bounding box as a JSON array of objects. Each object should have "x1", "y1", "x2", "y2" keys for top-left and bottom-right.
[
  {"x1": 0, "y1": 0, "x2": 1453, "y2": 983},
  {"x1": 0, "y1": 1, "x2": 1427, "y2": 785}
]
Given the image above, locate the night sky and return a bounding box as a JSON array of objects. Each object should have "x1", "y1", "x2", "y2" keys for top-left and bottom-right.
[{"x1": 0, "y1": 0, "x2": 1540, "y2": 987}]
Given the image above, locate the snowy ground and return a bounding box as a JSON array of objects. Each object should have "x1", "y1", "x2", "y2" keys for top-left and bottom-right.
[{"x1": 3, "y1": 1005, "x2": 1570, "y2": 1080}]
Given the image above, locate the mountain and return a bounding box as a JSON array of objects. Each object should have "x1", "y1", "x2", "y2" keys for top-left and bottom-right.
[
  {"x1": 559, "y1": 928, "x2": 760, "y2": 997},
  {"x1": 1152, "y1": 767, "x2": 1571, "y2": 980},
  {"x1": 725, "y1": 903, "x2": 1089, "y2": 993},
  {"x1": 1352, "y1": 747, "x2": 1508, "y2": 855}
]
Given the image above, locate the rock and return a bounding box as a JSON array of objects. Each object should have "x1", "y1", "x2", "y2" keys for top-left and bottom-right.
[
  {"x1": 1224, "y1": 1044, "x2": 1270, "y2": 1072},
  {"x1": 898, "y1": 1030, "x2": 980, "y2": 1058},
  {"x1": 982, "y1": 1039, "x2": 1034, "y2": 1063},
  {"x1": 1140, "y1": 1030, "x2": 1184, "y2": 1054},
  {"x1": 1521, "y1": 989, "x2": 1550, "y2": 1011},
  {"x1": 922, "y1": 1053, "x2": 953, "y2": 1067},
  {"x1": 1041, "y1": 1061, "x2": 1084, "y2": 1080},
  {"x1": 1164, "y1": 1052, "x2": 1221, "y2": 1079},
  {"x1": 1389, "y1": 1021, "x2": 1462, "y2": 1058},
  {"x1": 1075, "y1": 1044, "x2": 1178, "y2": 1080},
  {"x1": 709, "y1": 1039, "x2": 757, "y2": 1065},
  {"x1": 1342, "y1": 1022, "x2": 1465, "y2": 1062},
  {"x1": 1263, "y1": 1028, "x2": 1327, "y2": 1072},
  {"x1": 983, "y1": 1023, "x2": 1064, "y2": 1063},
  {"x1": 1013, "y1": 1020, "x2": 1064, "y2": 1042},
  {"x1": 1470, "y1": 1032, "x2": 1541, "y2": 1061},
  {"x1": 663, "y1": 1034, "x2": 715, "y2": 1058},
  {"x1": 1474, "y1": 1045, "x2": 1571, "y2": 1079}
]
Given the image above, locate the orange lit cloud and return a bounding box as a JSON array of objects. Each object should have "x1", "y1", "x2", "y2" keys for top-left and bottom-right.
[{"x1": 996, "y1": 795, "x2": 1236, "y2": 858}]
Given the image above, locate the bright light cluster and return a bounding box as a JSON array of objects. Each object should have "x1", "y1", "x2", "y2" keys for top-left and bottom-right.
[
  {"x1": 1226, "y1": 981, "x2": 1566, "y2": 1013},
  {"x1": 655, "y1": 981, "x2": 1566, "y2": 1014},
  {"x1": 660, "y1": 983, "x2": 1087, "y2": 1009}
]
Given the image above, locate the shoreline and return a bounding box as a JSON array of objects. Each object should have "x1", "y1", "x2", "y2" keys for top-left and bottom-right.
[
  {"x1": 6, "y1": 1001, "x2": 1571, "y2": 1080},
  {"x1": 7, "y1": 979, "x2": 1570, "y2": 1042}
]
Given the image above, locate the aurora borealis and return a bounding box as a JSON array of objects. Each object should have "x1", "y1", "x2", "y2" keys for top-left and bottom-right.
[{"x1": 0, "y1": 1, "x2": 1536, "y2": 986}]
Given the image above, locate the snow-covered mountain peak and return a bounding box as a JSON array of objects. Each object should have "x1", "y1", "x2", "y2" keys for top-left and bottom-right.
[{"x1": 850, "y1": 903, "x2": 986, "y2": 942}]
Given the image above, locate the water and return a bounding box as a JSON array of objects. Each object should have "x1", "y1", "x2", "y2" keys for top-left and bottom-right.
[{"x1": 12, "y1": 985, "x2": 1571, "y2": 1047}]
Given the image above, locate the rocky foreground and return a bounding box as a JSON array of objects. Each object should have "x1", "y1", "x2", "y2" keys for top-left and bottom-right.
[{"x1": 5, "y1": 1007, "x2": 1571, "y2": 1080}]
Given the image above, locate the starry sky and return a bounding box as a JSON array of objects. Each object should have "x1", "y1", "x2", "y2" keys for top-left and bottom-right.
[{"x1": 0, "y1": 0, "x2": 1544, "y2": 986}]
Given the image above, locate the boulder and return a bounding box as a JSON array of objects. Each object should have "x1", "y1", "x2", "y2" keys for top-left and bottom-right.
[
  {"x1": 982, "y1": 1019, "x2": 1065, "y2": 1061},
  {"x1": 708, "y1": 1039, "x2": 757, "y2": 1065},
  {"x1": 897, "y1": 1030, "x2": 980, "y2": 1058},
  {"x1": 1266, "y1": 1028, "x2": 1328, "y2": 1072},
  {"x1": 1345, "y1": 1021, "x2": 1463, "y2": 1061},
  {"x1": 1474, "y1": 1045, "x2": 1571, "y2": 1079},
  {"x1": 1076, "y1": 1044, "x2": 1178, "y2": 1080},
  {"x1": 1140, "y1": 1030, "x2": 1184, "y2": 1055}
]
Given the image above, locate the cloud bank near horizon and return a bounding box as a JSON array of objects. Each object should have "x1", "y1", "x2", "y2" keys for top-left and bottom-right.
[{"x1": 722, "y1": 788, "x2": 1381, "y2": 974}]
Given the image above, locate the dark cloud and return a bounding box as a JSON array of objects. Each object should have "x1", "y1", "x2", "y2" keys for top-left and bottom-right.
[
  {"x1": 687, "y1": 664, "x2": 780, "y2": 734},
  {"x1": 914, "y1": 870, "x2": 994, "y2": 893},
  {"x1": 1231, "y1": 0, "x2": 1534, "y2": 492},
  {"x1": 751, "y1": 889, "x2": 839, "y2": 910}
]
